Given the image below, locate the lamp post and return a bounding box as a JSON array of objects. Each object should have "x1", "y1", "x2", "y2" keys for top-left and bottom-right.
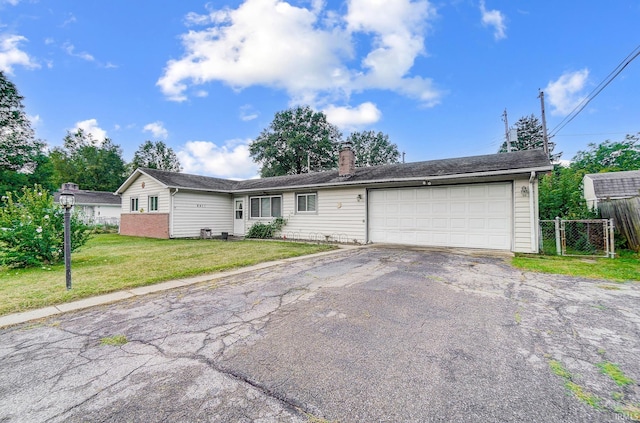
[{"x1": 58, "y1": 189, "x2": 75, "y2": 290}]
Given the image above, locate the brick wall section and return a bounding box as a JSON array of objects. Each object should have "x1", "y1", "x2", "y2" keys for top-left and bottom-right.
[{"x1": 120, "y1": 213, "x2": 170, "y2": 239}]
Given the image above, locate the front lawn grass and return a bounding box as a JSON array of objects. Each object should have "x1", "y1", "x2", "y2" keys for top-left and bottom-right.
[
  {"x1": 0, "y1": 234, "x2": 336, "y2": 316},
  {"x1": 512, "y1": 251, "x2": 640, "y2": 282}
]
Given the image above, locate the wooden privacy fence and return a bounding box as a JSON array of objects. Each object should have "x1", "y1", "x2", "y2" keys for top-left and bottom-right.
[
  {"x1": 539, "y1": 218, "x2": 615, "y2": 258},
  {"x1": 598, "y1": 197, "x2": 640, "y2": 252}
]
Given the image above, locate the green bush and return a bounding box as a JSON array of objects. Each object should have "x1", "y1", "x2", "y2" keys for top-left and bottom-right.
[
  {"x1": 0, "y1": 185, "x2": 91, "y2": 268},
  {"x1": 246, "y1": 217, "x2": 287, "y2": 239}
]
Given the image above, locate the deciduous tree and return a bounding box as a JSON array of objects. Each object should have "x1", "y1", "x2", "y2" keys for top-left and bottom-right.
[
  {"x1": 571, "y1": 133, "x2": 640, "y2": 174},
  {"x1": 346, "y1": 130, "x2": 399, "y2": 167},
  {"x1": 50, "y1": 129, "x2": 127, "y2": 192},
  {"x1": 249, "y1": 106, "x2": 341, "y2": 177},
  {"x1": 131, "y1": 140, "x2": 181, "y2": 172}
]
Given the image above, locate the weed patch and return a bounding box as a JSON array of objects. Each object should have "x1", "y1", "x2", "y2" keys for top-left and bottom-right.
[
  {"x1": 100, "y1": 334, "x2": 128, "y2": 346},
  {"x1": 597, "y1": 362, "x2": 635, "y2": 387}
]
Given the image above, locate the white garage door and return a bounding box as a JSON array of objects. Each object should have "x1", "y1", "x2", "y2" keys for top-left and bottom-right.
[{"x1": 368, "y1": 183, "x2": 513, "y2": 250}]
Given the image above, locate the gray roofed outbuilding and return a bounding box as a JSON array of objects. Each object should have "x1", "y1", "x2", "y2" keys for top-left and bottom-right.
[
  {"x1": 585, "y1": 170, "x2": 640, "y2": 199},
  {"x1": 53, "y1": 190, "x2": 121, "y2": 206}
]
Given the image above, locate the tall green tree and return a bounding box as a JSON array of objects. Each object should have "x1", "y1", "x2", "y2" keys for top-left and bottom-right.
[
  {"x1": 0, "y1": 153, "x2": 55, "y2": 195},
  {"x1": 249, "y1": 106, "x2": 342, "y2": 177},
  {"x1": 50, "y1": 129, "x2": 127, "y2": 192},
  {"x1": 0, "y1": 71, "x2": 51, "y2": 193},
  {"x1": 131, "y1": 140, "x2": 181, "y2": 172},
  {"x1": 346, "y1": 130, "x2": 400, "y2": 167},
  {"x1": 571, "y1": 133, "x2": 640, "y2": 174},
  {"x1": 499, "y1": 114, "x2": 560, "y2": 161}
]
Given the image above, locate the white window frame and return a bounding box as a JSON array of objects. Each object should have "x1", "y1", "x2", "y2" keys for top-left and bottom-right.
[
  {"x1": 130, "y1": 197, "x2": 139, "y2": 212},
  {"x1": 148, "y1": 195, "x2": 159, "y2": 212},
  {"x1": 296, "y1": 192, "x2": 317, "y2": 214},
  {"x1": 250, "y1": 195, "x2": 282, "y2": 218}
]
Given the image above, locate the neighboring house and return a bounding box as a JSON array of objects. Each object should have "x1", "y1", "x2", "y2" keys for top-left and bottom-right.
[
  {"x1": 115, "y1": 147, "x2": 552, "y2": 253},
  {"x1": 53, "y1": 183, "x2": 122, "y2": 225},
  {"x1": 583, "y1": 170, "x2": 640, "y2": 209}
]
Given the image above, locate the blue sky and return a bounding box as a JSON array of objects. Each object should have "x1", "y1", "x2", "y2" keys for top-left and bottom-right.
[{"x1": 1, "y1": 0, "x2": 639, "y2": 180}]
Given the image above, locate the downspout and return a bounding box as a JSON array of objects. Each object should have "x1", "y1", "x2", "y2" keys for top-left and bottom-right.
[
  {"x1": 170, "y1": 188, "x2": 179, "y2": 238},
  {"x1": 529, "y1": 171, "x2": 536, "y2": 253}
]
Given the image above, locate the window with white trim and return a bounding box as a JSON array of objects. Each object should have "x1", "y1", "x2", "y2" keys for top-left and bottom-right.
[
  {"x1": 130, "y1": 197, "x2": 139, "y2": 212},
  {"x1": 296, "y1": 193, "x2": 317, "y2": 213},
  {"x1": 250, "y1": 196, "x2": 282, "y2": 218},
  {"x1": 148, "y1": 196, "x2": 158, "y2": 212}
]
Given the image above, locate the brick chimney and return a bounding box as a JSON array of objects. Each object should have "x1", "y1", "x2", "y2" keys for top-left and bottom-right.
[
  {"x1": 61, "y1": 182, "x2": 79, "y2": 191},
  {"x1": 338, "y1": 142, "x2": 356, "y2": 176}
]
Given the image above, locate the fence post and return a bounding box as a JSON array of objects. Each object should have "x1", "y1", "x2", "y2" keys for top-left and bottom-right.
[
  {"x1": 554, "y1": 217, "x2": 562, "y2": 256},
  {"x1": 609, "y1": 218, "x2": 615, "y2": 258}
]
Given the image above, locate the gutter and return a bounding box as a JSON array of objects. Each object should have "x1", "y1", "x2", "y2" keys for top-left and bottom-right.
[
  {"x1": 170, "y1": 188, "x2": 179, "y2": 238},
  {"x1": 529, "y1": 171, "x2": 537, "y2": 253},
  {"x1": 230, "y1": 165, "x2": 555, "y2": 194}
]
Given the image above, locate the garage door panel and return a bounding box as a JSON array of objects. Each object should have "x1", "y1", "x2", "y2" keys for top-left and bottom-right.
[
  {"x1": 450, "y1": 218, "x2": 466, "y2": 229},
  {"x1": 469, "y1": 218, "x2": 485, "y2": 229},
  {"x1": 468, "y1": 202, "x2": 485, "y2": 213},
  {"x1": 399, "y1": 203, "x2": 415, "y2": 214},
  {"x1": 400, "y1": 218, "x2": 414, "y2": 228},
  {"x1": 432, "y1": 188, "x2": 448, "y2": 199},
  {"x1": 433, "y1": 218, "x2": 448, "y2": 229},
  {"x1": 432, "y1": 203, "x2": 448, "y2": 213},
  {"x1": 416, "y1": 218, "x2": 431, "y2": 228},
  {"x1": 369, "y1": 183, "x2": 512, "y2": 250}
]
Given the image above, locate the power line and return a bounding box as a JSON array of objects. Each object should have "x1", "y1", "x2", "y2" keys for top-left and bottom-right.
[{"x1": 549, "y1": 44, "x2": 640, "y2": 138}]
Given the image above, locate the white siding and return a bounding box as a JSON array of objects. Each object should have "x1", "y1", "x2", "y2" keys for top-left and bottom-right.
[
  {"x1": 120, "y1": 174, "x2": 170, "y2": 214},
  {"x1": 583, "y1": 176, "x2": 597, "y2": 209},
  {"x1": 172, "y1": 191, "x2": 233, "y2": 238},
  {"x1": 245, "y1": 188, "x2": 367, "y2": 243},
  {"x1": 513, "y1": 177, "x2": 538, "y2": 253},
  {"x1": 94, "y1": 205, "x2": 121, "y2": 219}
]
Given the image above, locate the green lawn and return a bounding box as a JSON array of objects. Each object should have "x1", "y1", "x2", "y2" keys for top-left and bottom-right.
[
  {"x1": 0, "y1": 234, "x2": 336, "y2": 316},
  {"x1": 512, "y1": 251, "x2": 640, "y2": 282}
]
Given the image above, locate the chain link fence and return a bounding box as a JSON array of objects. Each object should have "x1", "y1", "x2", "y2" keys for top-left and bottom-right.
[{"x1": 539, "y1": 218, "x2": 615, "y2": 258}]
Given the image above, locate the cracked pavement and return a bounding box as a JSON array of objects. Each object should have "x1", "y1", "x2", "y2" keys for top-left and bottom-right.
[{"x1": 1, "y1": 246, "x2": 638, "y2": 422}]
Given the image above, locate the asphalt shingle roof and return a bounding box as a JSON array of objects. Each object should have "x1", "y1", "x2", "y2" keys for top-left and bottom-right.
[
  {"x1": 586, "y1": 170, "x2": 640, "y2": 199},
  {"x1": 141, "y1": 168, "x2": 237, "y2": 191},
  {"x1": 134, "y1": 149, "x2": 551, "y2": 193},
  {"x1": 53, "y1": 190, "x2": 121, "y2": 205}
]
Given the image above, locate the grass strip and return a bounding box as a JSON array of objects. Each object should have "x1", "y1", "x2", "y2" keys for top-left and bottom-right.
[{"x1": 0, "y1": 234, "x2": 335, "y2": 316}]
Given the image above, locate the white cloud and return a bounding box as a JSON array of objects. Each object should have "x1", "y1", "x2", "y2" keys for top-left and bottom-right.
[
  {"x1": 544, "y1": 69, "x2": 589, "y2": 116},
  {"x1": 157, "y1": 0, "x2": 441, "y2": 106},
  {"x1": 62, "y1": 14, "x2": 77, "y2": 27},
  {"x1": 73, "y1": 119, "x2": 107, "y2": 142},
  {"x1": 28, "y1": 114, "x2": 41, "y2": 127},
  {"x1": 323, "y1": 102, "x2": 381, "y2": 129},
  {"x1": 239, "y1": 105, "x2": 258, "y2": 121},
  {"x1": 1, "y1": 0, "x2": 21, "y2": 5},
  {"x1": 143, "y1": 121, "x2": 169, "y2": 139},
  {"x1": 479, "y1": 0, "x2": 507, "y2": 40},
  {"x1": 177, "y1": 139, "x2": 259, "y2": 179},
  {"x1": 0, "y1": 34, "x2": 39, "y2": 74},
  {"x1": 63, "y1": 42, "x2": 95, "y2": 62}
]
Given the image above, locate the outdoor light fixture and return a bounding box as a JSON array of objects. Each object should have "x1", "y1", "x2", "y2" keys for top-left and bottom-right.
[{"x1": 58, "y1": 189, "x2": 75, "y2": 290}]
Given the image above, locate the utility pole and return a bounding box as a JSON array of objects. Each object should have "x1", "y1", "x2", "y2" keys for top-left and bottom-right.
[
  {"x1": 501, "y1": 109, "x2": 511, "y2": 152},
  {"x1": 402, "y1": 151, "x2": 405, "y2": 163},
  {"x1": 538, "y1": 90, "x2": 550, "y2": 157}
]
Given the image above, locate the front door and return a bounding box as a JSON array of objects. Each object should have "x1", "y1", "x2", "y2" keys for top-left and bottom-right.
[{"x1": 234, "y1": 198, "x2": 245, "y2": 235}]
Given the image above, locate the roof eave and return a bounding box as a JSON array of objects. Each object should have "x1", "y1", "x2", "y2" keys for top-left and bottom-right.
[{"x1": 232, "y1": 165, "x2": 554, "y2": 193}]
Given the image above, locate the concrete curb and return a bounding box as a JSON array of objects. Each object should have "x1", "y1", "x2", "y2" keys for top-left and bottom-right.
[{"x1": 0, "y1": 244, "x2": 361, "y2": 329}]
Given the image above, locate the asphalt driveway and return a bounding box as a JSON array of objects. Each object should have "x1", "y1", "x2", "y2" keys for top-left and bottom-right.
[{"x1": 1, "y1": 246, "x2": 638, "y2": 422}]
